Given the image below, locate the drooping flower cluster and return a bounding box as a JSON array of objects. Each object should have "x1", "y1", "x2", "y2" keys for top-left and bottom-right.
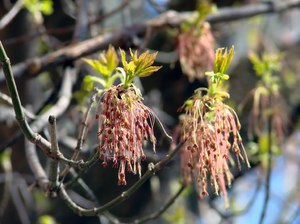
[
  {"x1": 84, "y1": 47, "x2": 162, "y2": 185},
  {"x1": 180, "y1": 94, "x2": 250, "y2": 205},
  {"x1": 97, "y1": 85, "x2": 156, "y2": 185},
  {"x1": 247, "y1": 52, "x2": 288, "y2": 144},
  {"x1": 178, "y1": 22, "x2": 215, "y2": 81},
  {"x1": 179, "y1": 47, "x2": 250, "y2": 206}
]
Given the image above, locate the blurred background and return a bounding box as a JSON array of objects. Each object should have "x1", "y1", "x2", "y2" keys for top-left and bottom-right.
[{"x1": 1, "y1": 0, "x2": 300, "y2": 223}]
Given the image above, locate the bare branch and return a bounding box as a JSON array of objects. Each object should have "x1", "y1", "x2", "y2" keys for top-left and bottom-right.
[
  {"x1": 0, "y1": 0, "x2": 25, "y2": 30},
  {"x1": 132, "y1": 184, "x2": 186, "y2": 224},
  {"x1": 73, "y1": 0, "x2": 89, "y2": 41},
  {"x1": 2, "y1": 0, "x2": 132, "y2": 46},
  {"x1": 0, "y1": 91, "x2": 36, "y2": 119},
  {"x1": 59, "y1": 142, "x2": 183, "y2": 216},
  {"x1": 0, "y1": 41, "x2": 98, "y2": 168},
  {"x1": 47, "y1": 116, "x2": 60, "y2": 195},
  {"x1": 25, "y1": 139, "x2": 48, "y2": 190},
  {"x1": 60, "y1": 92, "x2": 97, "y2": 177}
]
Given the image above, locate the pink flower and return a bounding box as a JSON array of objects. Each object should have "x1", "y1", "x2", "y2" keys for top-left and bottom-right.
[
  {"x1": 97, "y1": 84, "x2": 156, "y2": 185},
  {"x1": 178, "y1": 22, "x2": 215, "y2": 81},
  {"x1": 180, "y1": 95, "x2": 250, "y2": 206}
]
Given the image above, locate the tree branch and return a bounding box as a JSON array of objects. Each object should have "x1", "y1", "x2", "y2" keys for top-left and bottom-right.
[
  {"x1": 0, "y1": 91, "x2": 36, "y2": 120},
  {"x1": 0, "y1": 41, "x2": 99, "y2": 168},
  {"x1": 59, "y1": 142, "x2": 184, "y2": 216},
  {"x1": 24, "y1": 139, "x2": 48, "y2": 191},
  {"x1": 132, "y1": 184, "x2": 186, "y2": 224},
  {"x1": 47, "y1": 116, "x2": 60, "y2": 195},
  {"x1": 0, "y1": 0, "x2": 25, "y2": 30}
]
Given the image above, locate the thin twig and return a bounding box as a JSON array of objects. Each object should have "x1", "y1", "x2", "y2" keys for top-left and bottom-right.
[
  {"x1": 1, "y1": 0, "x2": 300, "y2": 84},
  {"x1": 258, "y1": 113, "x2": 273, "y2": 224},
  {"x1": 73, "y1": 0, "x2": 89, "y2": 41},
  {"x1": 24, "y1": 139, "x2": 48, "y2": 190},
  {"x1": 59, "y1": 142, "x2": 183, "y2": 216},
  {"x1": 2, "y1": 0, "x2": 132, "y2": 46},
  {"x1": 0, "y1": 70, "x2": 73, "y2": 153},
  {"x1": 47, "y1": 116, "x2": 60, "y2": 195},
  {"x1": 0, "y1": 91, "x2": 36, "y2": 120},
  {"x1": 0, "y1": 0, "x2": 25, "y2": 30},
  {"x1": 0, "y1": 41, "x2": 99, "y2": 168},
  {"x1": 132, "y1": 184, "x2": 186, "y2": 224},
  {"x1": 60, "y1": 92, "x2": 97, "y2": 177}
]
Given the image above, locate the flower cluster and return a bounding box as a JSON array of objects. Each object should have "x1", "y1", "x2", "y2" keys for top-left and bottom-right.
[
  {"x1": 178, "y1": 22, "x2": 215, "y2": 81},
  {"x1": 180, "y1": 94, "x2": 249, "y2": 205},
  {"x1": 179, "y1": 47, "x2": 250, "y2": 206},
  {"x1": 97, "y1": 85, "x2": 157, "y2": 185},
  {"x1": 84, "y1": 47, "x2": 162, "y2": 185},
  {"x1": 247, "y1": 52, "x2": 287, "y2": 143}
]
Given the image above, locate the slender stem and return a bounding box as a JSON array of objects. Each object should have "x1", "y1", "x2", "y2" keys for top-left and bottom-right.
[
  {"x1": 48, "y1": 116, "x2": 60, "y2": 194},
  {"x1": 60, "y1": 92, "x2": 97, "y2": 177},
  {"x1": 259, "y1": 106, "x2": 273, "y2": 224},
  {"x1": 133, "y1": 184, "x2": 186, "y2": 224},
  {"x1": 0, "y1": 41, "x2": 35, "y2": 140},
  {"x1": 0, "y1": 42, "x2": 99, "y2": 168},
  {"x1": 59, "y1": 142, "x2": 183, "y2": 216}
]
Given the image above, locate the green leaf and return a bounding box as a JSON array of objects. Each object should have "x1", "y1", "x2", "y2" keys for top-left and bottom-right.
[
  {"x1": 119, "y1": 49, "x2": 161, "y2": 85},
  {"x1": 137, "y1": 65, "x2": 162, "y2": 77},
  {"x1": 24, "y1": 0, "x2": 53, "y2": 16},
  {"x1": 83, "y1": 45, "x2": 119, "y2": 77}
]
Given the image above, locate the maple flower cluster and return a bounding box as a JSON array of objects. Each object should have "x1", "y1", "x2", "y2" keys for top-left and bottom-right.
[
  {"x1": 178, "y1": 22, "x2": 215, "y2": 81},
  {"x1": 84, "y1": 47, "x2": 162, "y2": 185},
  {"x1": 179, "y1": 47, "x2": 250, "y2": 206},
  {"x1": 97, "y1": 85, "x2": 156, "y2": 185},
  {"x1": 181, "y1": 95, "x2": 249, "y2": 203},
  {"x1": 247, "y1": 52, "x2": 287, "y2": 143}
]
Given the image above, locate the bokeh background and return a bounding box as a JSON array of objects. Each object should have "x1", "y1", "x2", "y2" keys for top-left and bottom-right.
[{"x1": 1, "y1": 0, "x2": 300, "y2": 223}]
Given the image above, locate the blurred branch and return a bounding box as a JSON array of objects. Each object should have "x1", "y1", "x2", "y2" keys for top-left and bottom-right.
[
  {"x1": 59, "y1": 142, "x2": 184, "y2": 216},
  {"x1": 10, "y1": 178, "x2": 32, "y2": 224},
  {"x1": 60, "y1": 92, "x2": 97, "y2": 177},
  {"x1": 25, "y1": 139, "x2": 48, "y2": 190},
  {"x1": 73, "y1": 0, "x2": 89, "y2": 41},
  {"x1": 0, "y1": 91, "x2": 36, "y2": 119},
  {"x1": 209, "y1": 178, "x2": 261, "y2": 219},
  {"x1": 1, "y1": 0, "x2": 300, "y2": 85},
  {"x1": 0, "y1": 67, "x2": 74, "y2": 153},
  {"x1": 0, "y1": 41, "x2": 100, "y2": 168},
  {"x1": 259, "y1": 115, "x2": 273, "y2": 224},
  {"x1": 0, "y1": 0, "x2": 25, "y2": 30},
  {"x1": 132, "y1": 184, "x2": 186, "y2": 224},
  {"x1": 69, "y1": 168, "x2": 117, "y2": 224},
  {"x1": 2, "y1": 0, "x2": 132, "y2": 46}
]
